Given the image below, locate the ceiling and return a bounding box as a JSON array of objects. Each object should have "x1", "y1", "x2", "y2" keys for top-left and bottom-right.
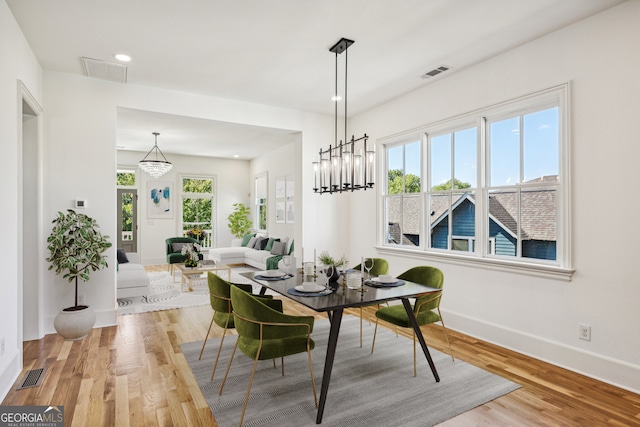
[{"x1": 7, "y1": 0, "x2": 625, "y2": 159}]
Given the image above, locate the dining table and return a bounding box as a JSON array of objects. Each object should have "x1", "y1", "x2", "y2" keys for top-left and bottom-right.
[{"x1": 240, "y1": 269, "x2": 442, "y2": 424}]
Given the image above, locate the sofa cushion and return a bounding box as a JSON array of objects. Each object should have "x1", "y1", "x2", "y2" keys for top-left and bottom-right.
[
  {"x1": 246, "y1": 236, "x2": 257, "y2": 248},
  {"x1": 270, "y1": 241, "x2": 287, "y2": 255},
  {"x1": 241, "y1": 233, "x2": 256, "y2": 246},
  {"x1": 172, "y1": 242, "x2": 193, "y2": 253},
  {"x1": 244, "y1": 249, "x2": 273, "y2": 264},
  {"x1": 118, "y1": 269, "x2": 150, "y2": 289},
  {"x1": 117, "y1": 248, "x2": 129, "y2": 264},
  {"x1": 253, "y1": 236, "x2": 268, "y2": 250},
  {"x1": 265, "y1": 237, "x2": 279, "y2": 252}
]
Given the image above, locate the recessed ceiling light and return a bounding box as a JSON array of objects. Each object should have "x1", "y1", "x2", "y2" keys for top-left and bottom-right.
[
  {"x1": 114, "y1": 54, "x2": 131, "y2": 62},
  {"x1": 233, "y1": 154, "x2": 240, "y2": 158},
  {"x1": 331, "y1": 95, "x2": 342, "y2": 102}
]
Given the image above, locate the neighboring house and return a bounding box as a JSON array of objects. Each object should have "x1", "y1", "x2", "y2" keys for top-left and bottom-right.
[{"x1": 388, "y1": 177, "x2": 557, "y2": 261}]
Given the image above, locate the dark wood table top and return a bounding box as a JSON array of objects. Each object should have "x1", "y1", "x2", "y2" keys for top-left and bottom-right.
[{"x1": 240, "y1": 269, "x2": 440, "y2": 312}]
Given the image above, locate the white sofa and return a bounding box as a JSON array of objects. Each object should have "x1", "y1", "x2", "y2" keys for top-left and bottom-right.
[
  {"x1": 208, "y1": 236, "x2": 292, "y2": 271},
  {"x1": 117, "y1": 253, "x2": 151, "y2": 298}
]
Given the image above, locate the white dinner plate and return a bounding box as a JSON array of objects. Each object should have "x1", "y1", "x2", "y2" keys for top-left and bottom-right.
[
  {"x1": 373, "y1": 277, "x2": 398, "y2": 284},
  {"x1": 295, "y1": 283, "x2": 325, "y2": 293},
  {"x1": 260, "y1": 270, "x2": 286, "y2": 278}
]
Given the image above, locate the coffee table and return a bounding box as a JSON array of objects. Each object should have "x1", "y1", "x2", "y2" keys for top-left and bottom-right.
[{"x1": 174, "y1": 262, "x2": 231, "y2": 292}]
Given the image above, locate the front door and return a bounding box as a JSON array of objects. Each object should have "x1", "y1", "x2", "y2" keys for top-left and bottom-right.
[{"x1": 117, "y1": 188, "x2": 137, "y2": 253}]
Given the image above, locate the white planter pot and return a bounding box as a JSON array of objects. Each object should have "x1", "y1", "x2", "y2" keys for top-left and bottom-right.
[{"x1": 53, "y1": 305, "x2": 96, "y2": 340}]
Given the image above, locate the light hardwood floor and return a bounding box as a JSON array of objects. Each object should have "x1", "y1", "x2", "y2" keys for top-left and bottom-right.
[{"x1": 3, "y1": 265, "x2": 639, "y2": 426}]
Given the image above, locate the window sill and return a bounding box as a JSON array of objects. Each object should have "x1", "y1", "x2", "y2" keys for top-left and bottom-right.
[{"x1": 375, "y1": 246, "x2": 574, "y2": 281}]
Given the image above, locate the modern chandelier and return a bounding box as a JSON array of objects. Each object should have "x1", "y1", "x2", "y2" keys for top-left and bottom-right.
[
  {"x1": 138, "y1": 132, "x2": 173, "y2": 179},
  {"x1": 313, "y1": 37, "x2": 374, "y2": 194}
]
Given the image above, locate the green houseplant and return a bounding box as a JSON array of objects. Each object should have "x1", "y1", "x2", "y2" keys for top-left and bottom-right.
[
  {"x1": 227, "y1": 202, "x2": 253, "y2": 238},
  {"x1": 46, "y1": 209, "x2": 112, "y2": 340}
]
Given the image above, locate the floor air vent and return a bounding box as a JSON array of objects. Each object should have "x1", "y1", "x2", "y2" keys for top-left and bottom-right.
[{"x1": 16, "y1": 368, "x2": 46, "y2": 390}]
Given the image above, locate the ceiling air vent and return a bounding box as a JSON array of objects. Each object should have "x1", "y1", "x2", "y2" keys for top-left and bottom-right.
[
  {"x1": 81, "y1": 57, "x2": 128, "y2": 83},
  {"x1": 420, "y1": 65, "x2": 452, "y2": 80}
]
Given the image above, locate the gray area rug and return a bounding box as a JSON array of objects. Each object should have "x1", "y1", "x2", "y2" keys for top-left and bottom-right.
[
  {"x1": 117, "y1": 266, "x2": 261, "y2": 315},
  {"x1": 181, "y1": 316, "x2": 520, "y2": 427}
]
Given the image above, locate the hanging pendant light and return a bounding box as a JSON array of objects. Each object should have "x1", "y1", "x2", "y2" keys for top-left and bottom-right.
[
  {"x1": 313, "y1": 38, "x2": 374, "y2": 194},
  {"x1": 139, "y1": 132, "x2": 173, "y2": 178}
]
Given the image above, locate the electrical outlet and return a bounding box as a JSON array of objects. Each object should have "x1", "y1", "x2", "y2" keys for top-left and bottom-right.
[{"x1": 579, "y1": 324, "x2": 591, "y2": 341}]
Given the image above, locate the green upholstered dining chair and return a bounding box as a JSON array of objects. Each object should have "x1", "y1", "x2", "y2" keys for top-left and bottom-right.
[
  {"x1": 165, "y1": 237, "x2": 203, "y2": 276},
  {"x1": 200, "y1": 273, "x2": 281, "y2": 382},
  {"x1": 220, "y1": 286, "x2": 317, "y2": 427},
  {"x1": 371, "y1": 266, "x2": 453, "y2": 376},
  {"x1": 351, "y1": 258, "x2": 389, "y2": 347}
]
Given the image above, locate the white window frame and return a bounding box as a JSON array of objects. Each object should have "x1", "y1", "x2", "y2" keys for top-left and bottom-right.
[
  {"x1": 255, "y1": 172, "x2": 268, "y2": 232},
  {"x1": 377, "y1": 84, "x2": 573, "y2": 281},
  {"x1": 180, "y1": 174, "x2": 216, "y2": 248}
]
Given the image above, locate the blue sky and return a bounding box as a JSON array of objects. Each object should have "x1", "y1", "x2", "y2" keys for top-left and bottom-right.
[{"x1": 387, "y1": 107, "x2": 558, "y2": 189}]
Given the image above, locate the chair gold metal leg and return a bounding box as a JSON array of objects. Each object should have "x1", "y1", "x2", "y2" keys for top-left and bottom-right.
[
  {"x1": 281, "y1": 356, "x2": 284, "y2": 376},
  {"x1": 219, "y1": 340, "x2": 238, "y2": 395},
  {"x1": 437, "y1": 307, "x2": 455, "y2": 361},
  {"x1": 371, "y1": 318, "x2": 379, "y2": 354},
  {"x1": 239, "y1": 351, "x2": 261, "y2": 427},
  {"x1": 199, "y1": 315, "x2": 215, "y2": 360},
  {"x1": 211, "y1": 326, "x2": 230, "y2": 381},
  {"x1": 272, "y1": 359, "x2": 276, "y2": 369},
  {"x1": 413, "y1": 331, "x2": 417, "y2": 377},
  {"x1": 307, "y1": 349, "x2": 318, "y2": 407},
  {"x1": 359, "y1": 307, "x2": 363, "y2": 348}
]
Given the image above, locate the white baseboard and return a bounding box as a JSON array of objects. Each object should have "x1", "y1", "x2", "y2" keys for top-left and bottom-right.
[
  {"x1": 443, "y1": 309, "x2": 640, "y2": 395},
  {"x1": 43, "y1": 308, "x2": 118, "y2": 336},
  {"x1": 0, "y1": 352, "x2": 21, "y2": 402}
]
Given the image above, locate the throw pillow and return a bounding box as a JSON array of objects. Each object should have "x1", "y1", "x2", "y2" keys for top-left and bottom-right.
[
  {"x1": 253, "y1": 236, "x2": 268, "y2": 251},
  {"x1": 172, "y1": 243, "x2": 193, "y2": 253},
  {"x1": 241, "y1": 233, "x2": 256, "y2": 247},
  {"x1": 116, "y1": 248, "x2": 129, "y2": 264},
  {"x1": 246, "y1": 236, "x2": 257, "y2": 249},
  {"x1": 265, "y1": 237, "x2": 280, "y2": 252},
  {"x1": 270, "y1": 240, "x2": 287, "y2": 255}
]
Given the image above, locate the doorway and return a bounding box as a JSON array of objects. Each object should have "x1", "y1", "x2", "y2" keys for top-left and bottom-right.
[{"x1": 117, "y1": 189, "x2": 138, "y2": 253}]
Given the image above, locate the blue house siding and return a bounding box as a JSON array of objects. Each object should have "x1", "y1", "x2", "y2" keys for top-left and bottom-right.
[
  {"x1": 429, "y1": 195, "x2": 553, "y2": 260},
  {"x1": 522, "y1": 240, "x2": 556, "y2": 260},
  {"x1": 489, "y1": 220, "x2": 516, "y2": 256}
]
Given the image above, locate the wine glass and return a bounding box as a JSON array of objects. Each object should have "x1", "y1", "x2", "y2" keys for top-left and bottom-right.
[
  {"x1": 364, "y1": 258, "x2": 374, "y2": 280},
  {"x1": 282, "y1": 255, "x2": 291, "y2": 274}
]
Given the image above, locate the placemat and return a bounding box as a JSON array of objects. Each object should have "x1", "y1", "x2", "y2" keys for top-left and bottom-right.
[
  {"x1": 364, "y1": 279, "x2": 405, "y2": 288},
  {"x1": 287, "y1": 287, "x2": 335, "y2": 297}
]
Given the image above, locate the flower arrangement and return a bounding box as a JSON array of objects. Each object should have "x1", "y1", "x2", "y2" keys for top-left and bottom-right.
[
  {"x1": 185, "y1": 227, "x2": 207, "y2": 242},
  {"x1": 181, "y1": 243, "x2": 201, "y2": 267},
  {"x1": 317, "y1": 251, "x2": 348, "y2": 268}
]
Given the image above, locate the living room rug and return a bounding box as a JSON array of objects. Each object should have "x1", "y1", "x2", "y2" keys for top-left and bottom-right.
[
  {"x1": 181, "y1": 316, "x2": 520, "y2": 427},
  {"x1": 117, "y1": 266, "x2": 261, "y2": 315}
]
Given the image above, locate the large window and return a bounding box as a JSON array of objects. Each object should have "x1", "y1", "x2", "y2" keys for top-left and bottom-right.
[
  {"x1": 381, "y1": 85, "x2": 569, "y2": 273},
  {"x1": 385, "y1": 140, "x2": 421, "y2": 246},
  {"x1": 181, "y1": 176, "x2": 214, "y2": 247},
  {"x1": 255, "y1": 174, "x2": 267, "y2": 231}
]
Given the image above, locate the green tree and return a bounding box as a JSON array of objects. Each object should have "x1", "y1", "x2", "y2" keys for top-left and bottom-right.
[
  {"x1": 431, "y1": 178, "x2": 471, "y2": 191},
  {"x1": 388, "y1": 169, "x2": 421, "y2": 194},
  {"x1": 116, "y1": 172, "x2": 135, "y2": 186}
]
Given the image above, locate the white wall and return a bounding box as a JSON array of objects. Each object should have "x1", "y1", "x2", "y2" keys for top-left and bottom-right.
[
  {"x1": 40, "y1": 69, "x2": 341, "y2": 338},
  {"x1": 117, "y1": 150, "x2": 251, "y2": 264},
  {"x1": 249, "y1": 139, "x2": 299, "y2": 253},
  {"x1": 349, "y1": 1, "x2": 640, "y2": 392},
  {"x1": 0, "y1": 0, "x2": 43, "y2": 400}
]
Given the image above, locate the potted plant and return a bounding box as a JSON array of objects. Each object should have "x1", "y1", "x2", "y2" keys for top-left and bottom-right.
[
  {"x1": 317, "y1": 251, "x2": 348, "y2": 282},
  {"x1": 46, "y1": 210, "x2": 112, "y2": 340},
  {"x1": 227, "y1": 202, "x2": 253, "y2": 238}
]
